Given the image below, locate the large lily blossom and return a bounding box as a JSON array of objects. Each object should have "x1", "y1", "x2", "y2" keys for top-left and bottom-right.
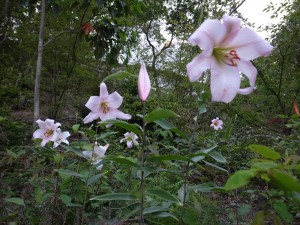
[
  {"x1": 33, "y1": 119, "x2": 61, "y2": 147},
  {"x1": 82, "y1": 142, "x2": 109, "y2": 170},
  {"x1": 83, "y1": 83, "x2": 132, "y2": 123},
  {"x1": 210, "y1": 117, "x2": 223, "y2": 130},
  {"x1": 187, "y1": 15, "x2": 273, "y2": 103},
  {"x1": 53, "y1": 128, "x2": 71, "y2": 148},
  {"x1": 120, "y1": 132, "x2": 139, "y2": 148},
  {"x1": 138, "y1": 62, "x2": 151, "y2": 101}
]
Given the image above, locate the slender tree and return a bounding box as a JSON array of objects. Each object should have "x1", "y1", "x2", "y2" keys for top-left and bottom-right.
[{"x1": 33, "y1": 0, "x2": 46, "y2": 124}]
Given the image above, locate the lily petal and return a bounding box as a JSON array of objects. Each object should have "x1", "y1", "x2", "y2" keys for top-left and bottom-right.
[
  {"x1": 85, "y1": 96, "x2": 101, "y2": 111},
  {"x1": 83, "y1": 112, "x2": 99, "y2": 124},
  {"x1": 229, "y1": 28, "x2": 273, "y2": 60},
  {"x1": 222, "y1": 15, "x2": 241, "y2": 46},
  {"x1": 99, "y1": 83, "x2": 108, "y2": 97},
  {"x1": 107, "y1": 92, "x2": 123, "y2": 109},
  {"x1": 237, "y1": 60, "x2": 257, "y2": 87},
  {"x1": 210, "y1": 71, "x2": 241, "y2": 103},
  {"x1": 138, "y1": 62, "x2": 151, "y2": 101},
  {"x1": 187, "y1": 54, "x2": 211, "y2": 82},
  {"x1": 116, "y1": 110, "x2": 132, "y2": 120}
]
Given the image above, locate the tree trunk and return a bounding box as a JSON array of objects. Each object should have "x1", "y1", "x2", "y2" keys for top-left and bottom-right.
[{"x1": 33, "y1": 0, "x2": 46, "y2": 125}]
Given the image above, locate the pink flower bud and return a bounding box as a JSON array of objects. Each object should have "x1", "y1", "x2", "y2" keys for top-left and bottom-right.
[{"x1": 138, "y1": 62, "x2": 151, "y2": 101}]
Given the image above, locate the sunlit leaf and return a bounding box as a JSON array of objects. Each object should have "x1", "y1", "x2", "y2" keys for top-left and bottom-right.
[
  {"x1": 143, "y1": 206, "x2": 169, "y2": 215},
  {"x1": 225, "y1": 169, "x2": 257, "y2": 191},
  {"x1": 249, "y1": 144, "x2": 280, "y2": 161},
  {"x1": 208, "y1": 151, "x2": 227, "y2": 163}
]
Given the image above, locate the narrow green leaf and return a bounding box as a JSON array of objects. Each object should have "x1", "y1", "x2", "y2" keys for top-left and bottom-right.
[
  {"x1": 4, "y1": 197, "x2": 25, "y2": 206},
  {"x1": 249, "y1": 144, "x2": 280, "y2": 161},
  {"x1": 148, "y1": 154, "x2": 188, "y2": 162},
  {"x1": 208, "y1": 151, "x2": 227, "y2": 163},
  {"x1": 101, "y1": 156, "x2": 140, "y2": 167},
  {"x1": 204, "y1": 161, "x2": 228, "y2": 173},
  {"x1": 146, "y1": 188, "x2": 181, "y2": 204},
  {"x1": 144, "y1": 109, "x2": 177, "y2": 123},
  {"x1": 152, "y1": 212, "x2": 179, "y2": 221},
  {"x1": 196, "y1": 145, "x2": 218, "y2": 154},
  {"x1": 225, "y1": 170, "x2": 257, "y2": 191},
  {"x1": 143, "y1": 206, "x2": 169, "y2": 215},
  {"x1": 100, "y1": 120, "x2": 142, "y2": 136},
  {"x1": 90, "y1": 193, "x2": 138, "y2": 201},
  {"x1": 102, "y1": 71, "x2": 135, "y2": 83},
  {"x1": 273, "y1": 200, "x2": 293, "y2": 222}
]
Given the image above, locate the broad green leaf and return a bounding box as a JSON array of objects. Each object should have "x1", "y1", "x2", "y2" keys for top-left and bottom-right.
[
  {"x1": 225, "y1": 170, "x2": 257, "y2": 191},
  {"x1": 146, "y1": 188, "x2": 181, "y2": 204},
  {"x1": 251, "y1": 211, "x2": 265, "y2": 225},
  {"x1": 273, "y1": 200, "x2": 293, "y2": 222},
  {"x1": 55, "y1": 169, "x2": 86, "y2": 178},
  {"x1": 102, "y1": 71, "x2": 135, "y2": 83},
  {"x1": 100, "y1": 120, "x2": 142, "y2": 136},
  {"x1": 249, "y1": 144, "x2": 280, "y2": 161},
  {"x1": 87, "y1": 173, "x2": 104, "y2": 185},
  {"x1": 208, "y1": 151, "x2": 227, "y2": 163},
  {"x1": 238, "y1": 204, "x2": 252, "y2": 216},
  {"x1": 72, "y1": 124, "x2": 80, "y2": 133},
  {"x1": 90, "y1": 193, "x2": 138, "y2": 201},
  {"x1": 148, "y1": 154, "x2": 188, "y2": 162},
  {"x1": 251, "y1": 161, "x2": 278, "y2": 171},
  {"x1": 101, "y1": 156, "x2": 140, "y2": 167},
  {"x1": 4, "y1": 197, "x2": 25, "y2": 206},
  {"x1": 144, "y1": 109, "x2": 177, "y2": 123},
  {"x1": 143, "y1": 206, "x2": 169, "y2": 215},
  {"x1": 269, "y1": 169, "x2": 300, "y2": 192},
  {"x1": 59, "y1": 194, "x2": 71, "y2": 205}
]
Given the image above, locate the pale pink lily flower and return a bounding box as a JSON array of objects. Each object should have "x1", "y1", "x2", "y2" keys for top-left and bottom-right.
[
  {"x1": 83, "y1": 83, "x2": 131, "y2": 123},
  {"x1": 82, "y1": 142, "x2": 109, "y2": 170},
  {"x1": 187, "y1": 15, "x2": 273, "y2": 103},
  {"x1": 138, "y1": 62, "x2": 151, "y2": 101},
  {"x1": 33, "y1": 119, "x2": 61, "y2": 147},
  {"x1": 210, "y1": 117, "x2": 223, "y2": 130},
  {"x1": 120, "y1": 132, "x2": 139, "y2": 148},
  {"x1": 53, "y1": 128, "x2": 71, "y2": 148}
]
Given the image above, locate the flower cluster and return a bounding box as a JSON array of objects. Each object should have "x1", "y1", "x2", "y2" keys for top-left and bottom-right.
[
  {"x1": 187, "y1": 15, "x2": 273, "y2": 103},
  {"x1": 33, "y1": 119, "x2": 70, "y2": 148}
]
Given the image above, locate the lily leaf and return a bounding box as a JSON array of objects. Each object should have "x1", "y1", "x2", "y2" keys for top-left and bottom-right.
[
  {"x1": 100, "y1": 120, "x2": 142, "y2": 136},
  {"x1": 102, "y1": 71, "x2": 135, "y2": 83},
  {"x1": 144, "y1": 109, "x2": 177, "y2": 123},
  {"x1": 90, "y1": 193, "x2": 138, "y2": 201}
]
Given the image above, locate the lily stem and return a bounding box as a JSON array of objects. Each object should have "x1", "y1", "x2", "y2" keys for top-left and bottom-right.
[{"x1": 139, "y1": 101, "x2": 146, "y2": 225}]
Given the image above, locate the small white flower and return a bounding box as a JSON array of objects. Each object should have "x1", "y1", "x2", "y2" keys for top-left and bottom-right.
[
  {"x1": 120, "y1": 132, "x2": 139, "y2": 148},
  {"x1": 210, "y1": 117, "x2": 223, "y2": 130},
  {"x1": 82, "y1": 142, "x2": 109, "y2": 170}
]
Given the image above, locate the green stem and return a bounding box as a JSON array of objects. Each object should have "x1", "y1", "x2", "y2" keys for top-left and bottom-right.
[
  {"x1": 179, "y1": 113, "x2": 199, "y2": 224},
  {"x1": 139, "y1": 101, "x2": 146, "y2": 225},
  {"x1": 81, "y1": 166, "x2": 92, "y2": 225}
]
